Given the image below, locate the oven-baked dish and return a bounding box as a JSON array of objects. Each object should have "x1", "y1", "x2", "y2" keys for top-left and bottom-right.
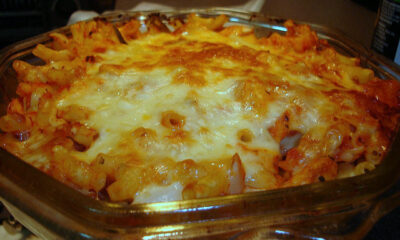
[{"x1": 0, "y1": 14, "x2": 399, "y2": 203}]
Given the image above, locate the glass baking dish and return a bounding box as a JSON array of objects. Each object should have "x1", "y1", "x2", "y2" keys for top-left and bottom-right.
[{"x1": 0, "y1": 8, "x2": 399, "y2": 240}]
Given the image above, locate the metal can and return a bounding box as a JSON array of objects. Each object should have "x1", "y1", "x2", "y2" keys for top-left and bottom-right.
[{"x1": 371, "y1": 0, "x2": 400, "y2": 65}]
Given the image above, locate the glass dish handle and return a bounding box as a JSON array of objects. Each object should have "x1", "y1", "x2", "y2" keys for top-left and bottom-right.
[{"x1": 371, "y1": 191, "x2": 400, "y2": 223}]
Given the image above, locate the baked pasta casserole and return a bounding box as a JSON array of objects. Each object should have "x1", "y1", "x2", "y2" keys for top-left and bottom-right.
[{"x1": 0, "y1": 14, "x2": 399, "y2": 203}]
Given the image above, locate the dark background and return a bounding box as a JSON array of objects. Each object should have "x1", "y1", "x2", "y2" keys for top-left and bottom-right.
[
  {"x1": 0, "y1": 0, "x2": 398, "y2": 239},
  {"x1": 0, "y1": 0, "x2": 114, "y2": 48},
  {"x1": 0, "y1": 0, "x2": 384, "y2": 49}
]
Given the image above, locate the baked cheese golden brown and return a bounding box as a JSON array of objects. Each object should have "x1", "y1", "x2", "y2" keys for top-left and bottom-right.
[{"x1": 1, "y1": 14, "x2": 399, "y2": 203}]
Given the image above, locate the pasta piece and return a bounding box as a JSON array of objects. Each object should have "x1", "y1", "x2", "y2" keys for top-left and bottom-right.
[
  {"x1": 32, "y1": 44, "x2": 73, "y2": 62},
  {"x1": 161, "y1": 111, "x2": 185, "y2": 129}
]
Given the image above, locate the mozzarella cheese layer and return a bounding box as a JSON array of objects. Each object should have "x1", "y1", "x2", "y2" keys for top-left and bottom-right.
[{"x1": 1, "y1": 15, "x2": 399, "y2": 203}]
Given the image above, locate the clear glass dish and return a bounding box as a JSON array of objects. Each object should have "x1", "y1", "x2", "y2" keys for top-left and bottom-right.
[{"x1": 0, "y1": 8, "x2": 399, "y2": 240}]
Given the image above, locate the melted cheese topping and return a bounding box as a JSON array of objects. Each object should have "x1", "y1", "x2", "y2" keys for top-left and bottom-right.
[{"x1": 1, "y1": 15, "x2": 399, "y2": 203}]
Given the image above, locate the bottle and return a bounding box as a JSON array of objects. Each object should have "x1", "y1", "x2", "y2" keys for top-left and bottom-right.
[{"x1": 371, "y1": 0, "x2": 400, "y2": 65}]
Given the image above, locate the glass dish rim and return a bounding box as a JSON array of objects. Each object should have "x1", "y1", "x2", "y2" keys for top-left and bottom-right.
[{"x1": 0, "y1": 7, "x2": 399, "y2": 234}]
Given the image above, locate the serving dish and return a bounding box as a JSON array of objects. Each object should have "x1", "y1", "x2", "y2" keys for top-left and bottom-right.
[{"x1": 0, "y1": 8, "x2": 399, "y2": 239}]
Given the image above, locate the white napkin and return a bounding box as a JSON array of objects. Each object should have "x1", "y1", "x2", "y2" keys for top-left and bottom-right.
[
  {"x1": 68, "y1": 0, "x2": 265, "y2": 25},
  {"x1": 131, "y1": 0, "x2": 265, "y2": 12}
]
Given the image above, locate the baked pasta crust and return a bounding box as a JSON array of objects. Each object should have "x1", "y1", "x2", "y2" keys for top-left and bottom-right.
[{"x1": 1, "y1": 14, "x2": 399, "y2": 203}]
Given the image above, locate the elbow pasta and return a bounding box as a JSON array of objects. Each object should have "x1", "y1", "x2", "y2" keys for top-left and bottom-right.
[{"x1": 0, "y1": 14, "x2": 399, "y2": 204}]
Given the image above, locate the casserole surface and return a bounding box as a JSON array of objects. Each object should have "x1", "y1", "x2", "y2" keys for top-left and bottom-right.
[{"x1": 0, "y1": 13, "x2": 399, "y2": 204}]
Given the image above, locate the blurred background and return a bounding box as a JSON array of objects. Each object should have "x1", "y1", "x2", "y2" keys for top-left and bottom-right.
[
  {"x1": 0, "y1": 0, "x2": 399, "y2": 239},
  {"x1": 0, "y1": 0, "x2": 381, "y2": 48},
  {"x1": 0, "y1": 0, "x2": 114, "y2": 48}
]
